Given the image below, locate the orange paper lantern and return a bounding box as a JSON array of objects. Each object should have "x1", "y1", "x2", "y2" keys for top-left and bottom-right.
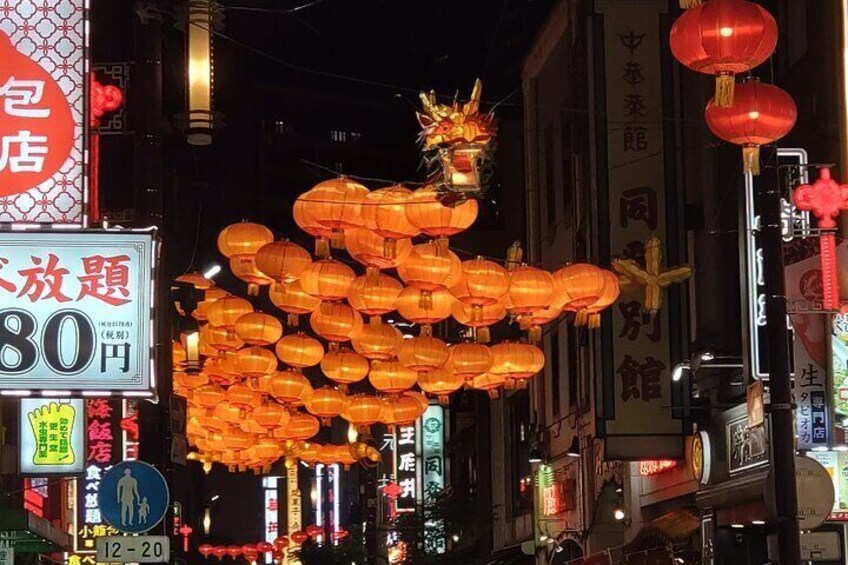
[
  {"x1": 446, "y1": 342, "x2": 493, "y2": 380},
  {"x1": 347, "y1": 274, "x2": 403, "y2": 317},
  {"x1": 270, "y1": 370, "x2": 314, "y2": 405},
  {"x1": 300, "y1": 259, "x2": 356, "y2": 302},
  {"x1": 405, "y1": 185, "x2": 478, "y2": 251},
  {"x1": 217, "y1": 221, "x2": 274, "y2": 258},
  {"x1": 417, "y1": 368, "x2": 464, "y2": 405},
  {"x1": 345, "y1": 227, "x2": 412, "y2": 271},
  {"x1": 255, "y1": 240, "x2": 313, "y2": 284},
  {"x1": 398, "y1": 336, "x2": 449, "y2": 373},
  {"x1": 361, "y1": 185, "x2": 421, "y2": 258},
  {"x1": 320, "y1": 348, "x2": 369, "y2": 389},
  {"x1": 235, "y1": 346, "x2": 278, "y2": 378},
  {"x1": 507, "y1": 266, "x2": 555, "y2": 315},
  {"x1": 552, "y1": 263, "x2": 606, "y2": 311},
  {"x1": 269, "y1": 280, "x2": 321, "y2": 326},
  {"x1": 234, "y1": 312, "x2": 283, "y2": 346},
  {"x1": 397, "y1": 242, "x2": 461, "y2": 291},
  {"x1": 352, "y1": 321, "x2": 403, "y2": 361},
  {"x1": 275, "y1": 333, "x2": 324, "y2": 368},
  {"x1": 207, "y1": 296, "x2": 254, "y2": 331},
  {"x1": 369, "y1": 359, "x2": 418, "y2": 394},
  {"x1": 305, "y1": 387, "x2": 347, "y2": 425},
  {"x1": 310, "y1": 303, "x2": 363, "y2": 343}
]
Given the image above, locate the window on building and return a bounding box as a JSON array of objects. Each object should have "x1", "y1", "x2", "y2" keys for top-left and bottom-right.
[
  {"x1": 550, "y1": 327, "x2": 561, "y2": 417},
  {"x1": 274, "y1": 120, "x2": 287, "y2": 134},
  {"x1": 544, "y1": 126, "x2": 556, "y2": 236},
  {"x1": 508, "y1": 390, "x2": 533, "y2": 515},
  {"x1": 567, "y1": 324, "x2": 579, "y2": 408},
  {"x1": 350, "y1": 131, "x2": 362, "y2": 141},
  {"x1": 330, "y1": 130, "x2": 347, "y2": 142},
  {"x1": 560, "y1": 120, "x2": 574, "y2": 229}
]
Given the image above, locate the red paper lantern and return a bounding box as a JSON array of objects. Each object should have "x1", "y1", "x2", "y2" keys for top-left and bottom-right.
[
  {"x1": 290, "y1": 531, "x2": 308, "y2": 545},
  {"x1": 240, "y1": 545, "x2": 255, "y2": 557},
  {"x1": 670, "y1": 0, "x2": 777, "y2": 107},
  {"x1": 226, "y1": 545, "x2": 242, "y2": 559},
  {"x1": 213, "y1": 547, "x2": 228, "y2": 560},
  {"x1": 199, "y1": 544, "x2": 214, "y2": 559},
  {"x1": 256, "y1": 542, "x2": 274, "y2": 554},
  {"x1": 273, "y1": 537, "x2": 289, "y2": 551},
  {"x1": 306, "y1": 524, "x2": 324, "y2": 538},
  {"x1": 705, "y1": 79, "x2": 796, "y2": 175}
]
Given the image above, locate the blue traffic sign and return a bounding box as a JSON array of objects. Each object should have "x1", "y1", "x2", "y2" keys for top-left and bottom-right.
[{"x1": 98, "y1": 461, "x2": 169, "y2": 534}]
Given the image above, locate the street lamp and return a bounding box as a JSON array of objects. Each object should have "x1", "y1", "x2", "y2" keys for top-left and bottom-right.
[{"x1": 186, "y1": 0, "x2": 221, "y2": 145}]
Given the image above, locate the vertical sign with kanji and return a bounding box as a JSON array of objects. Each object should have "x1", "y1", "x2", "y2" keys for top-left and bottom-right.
[
  {"x1": 394, "y1": 425, "x2": 417, "y2": 513},
  {"x1": 0, "y1": 231, "x2": 156, "y2": 394},
  {"x1": 786, "y1": 250, "x2": 830, "y2": 450},
  {"x1": 595, "y1": 0, "x2": 684, "y2": 459},
  {"x1": 419, "y1": 405, "x2": 446, "y2": 555},
  {"x1": 70, "y1": 399, "x2": 122, "y2": 565},
  {"x1": 0, "y1": 2, "x2": 88, "y2": 224},
  {"x1": 263, "y1": 476, "x2": 279, "y2": 558}
]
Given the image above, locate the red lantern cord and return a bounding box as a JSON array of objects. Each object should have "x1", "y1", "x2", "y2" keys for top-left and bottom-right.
[
  {"x1": 793, "y1": 168, "x2": 848, "y2": 311},
  {"x1": 89, "y1": 73, "x2": 124, "y2": 223}
]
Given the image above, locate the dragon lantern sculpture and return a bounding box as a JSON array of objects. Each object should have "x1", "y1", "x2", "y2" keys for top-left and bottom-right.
[{"x1": 417, "y1": 79, "x2": 498, "y2": 202}]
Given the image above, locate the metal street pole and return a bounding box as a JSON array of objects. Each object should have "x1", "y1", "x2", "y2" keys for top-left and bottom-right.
[{"x1": 758, "y1": 162, "x2": 800, "y2": 564}]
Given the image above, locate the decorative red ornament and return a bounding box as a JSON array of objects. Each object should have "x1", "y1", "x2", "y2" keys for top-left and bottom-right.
[
  {"x1": 305, "y1": 524, "x2": 324, "y2": 538},
  {"x1": 227, "y1": 545, "x2": 242, "y2": 559},
  {"x1": 793, "y1": 168, "x2": 848, "y2": 311},
  {"x1": 240, "y1": 544, "x2": 255, "y2": 556},
  {"x1": 89, "y1": 73, "x2": 124, "y2": 222},
  {"x1": 331, "y1": 528, "x2": 350, "y2": 541},
  {"x1": 256, "y1": 541, "x2": 274, "y2": 553},
  {"x1": 273, "y1": 536, "x2": 289, "y2": 551},
  {"x1": 212, "y1": 546, "x2": 228, "y2": 560},
  {"x1": 705, "y1": 79, "x2": 796, "y2": 175},
  {"x1": 290, "y1": 530, "x2": 308, "y2": 545},
  {"x1": 670, "y1": 0, "x2": 777, "y2": 107},
  {"x1": 199, "y1": 544, "x2": 214, "y2": 559}
]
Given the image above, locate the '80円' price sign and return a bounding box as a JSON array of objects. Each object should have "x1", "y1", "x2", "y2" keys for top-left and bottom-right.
[{"x1": 0, "y1": 230, "x2": 158, "y2": 394}]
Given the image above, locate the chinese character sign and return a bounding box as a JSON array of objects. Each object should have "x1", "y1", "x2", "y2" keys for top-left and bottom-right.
[
  {"x1": 394, "y1": 425, "x2": 417, "y2": 513},
  {"x1": 0, "y1": 231, "x2": 156, "y2": 393},
  {"x1": 0, "y1": 3, "x2": 87, "y2": 225},
  {"x1": 20, "y1": 398, "x2": 84, "y2": 475},
  {"x1": 596, "y1": 0, "x2": 682, "y2": 459},
  {"x1": 73, "y1": 399, "x2": 122, "y2": 555},
  {"x1": 420, "y1": 405, "x2": 446, "y2": 555},
  {"x1": 263, "y1": 477, "x2": 279, "y2": 550}
]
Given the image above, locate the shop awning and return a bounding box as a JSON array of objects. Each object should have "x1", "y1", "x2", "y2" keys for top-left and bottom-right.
[
  {"x1": 486, "y1": 543, "x2": 536, "y2": 565},
  {"x1": 625, "y1": 509, "x2": 700, "y2": 552},
  {"x1": 0, "y1": 508, "x2": 72, "y2": 553}
]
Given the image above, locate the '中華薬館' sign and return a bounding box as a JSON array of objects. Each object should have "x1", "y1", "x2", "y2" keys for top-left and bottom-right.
[
  {"x1": 0, "y1": 3, "x2": 88, "y2": 225},
  {"x1": 0, "y1": 231, "x2": 157, "y2": 394}
]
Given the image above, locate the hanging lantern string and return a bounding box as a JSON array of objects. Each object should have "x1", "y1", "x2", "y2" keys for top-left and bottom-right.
[
  {"x1": 181, "y1": 19, "x2": 707, "y2": 126},
  {"x1": 299, "y1": 159, "x2": 426, "y2": 188}
]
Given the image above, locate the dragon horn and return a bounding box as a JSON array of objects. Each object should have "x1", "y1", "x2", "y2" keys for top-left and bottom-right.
[
  {"x1": 419, "y1": 92, "x2": 433, "y2": 114},
  {"x1": 464, "y1": 78, "x2": 482, "y2": 115}
]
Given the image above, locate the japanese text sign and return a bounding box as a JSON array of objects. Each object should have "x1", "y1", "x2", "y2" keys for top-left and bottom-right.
[
  {"x1": 596, "y1": 0, "x2": 683, "y2": 459},
  {"x1": 73, "y1": 399, "x2": 122, "y2": 556},
  {"x1": 20, "y1": 398, "x2": 84, "y2": 475},
  {"x1": 419, "y1": 405, "x2": 445, "y2": 554},
  {"x1": 807, "y1": 451, "x2": 848, "y2": 521},
  {"x1": 0, "y1": 3, "x2": 88, "y2": 225},
  {"x1": 0, "y1": 231, "x2": 157, "y2": 394},
  {"x1": 394, "y1": 425, "x2": 417, "y2": 513}
]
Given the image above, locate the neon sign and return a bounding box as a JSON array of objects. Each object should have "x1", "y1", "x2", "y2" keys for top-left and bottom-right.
[{"x1": 639, "y1": 460, "x2": 679, "y2": 476}]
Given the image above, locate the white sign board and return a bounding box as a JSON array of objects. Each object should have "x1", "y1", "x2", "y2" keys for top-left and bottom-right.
[
  {"x1": 768, "y1": 456, "x2": 835, "y2": 531},
  {"x1": 0, "y1": 231, "x2": 157, "y2": 394},
  {"x1": 19, "y1": 398, "x2": 84, "y2": 475},
  {"x1": 96, "y1": 535, "x2": 170, "y2": 563},
  {"x1": 0, "y1": 546, "x2": 13, "y2": 565},
  {"x1": 800, "y1": 531, "x2": 841, "y2": 561}
]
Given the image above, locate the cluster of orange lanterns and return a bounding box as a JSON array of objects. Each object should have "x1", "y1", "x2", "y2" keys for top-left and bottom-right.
[
  {"x1": 175, "y1": 176, "x2": 620, "y2": 473},
  {"x1": 670, "y1": 0, "x2": 796, "y2": 175}
]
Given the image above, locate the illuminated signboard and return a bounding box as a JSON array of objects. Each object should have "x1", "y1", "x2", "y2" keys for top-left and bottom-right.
[
  {"x1": 420, "y1": 405, "x2": 446, "y2": 554},
  {"x1": 286, "y1": 464, "x2": 301, "y2": 534},
  {"x1": 19, "y1": 398, "x2": 84, "y2": 475},
  {"x1": 315, "y1": 464, "x2": 340, "y2": 544},
  {"x1": 807, "y1": 451, "x2": 848, "y2": 521},
  {"x1": 394, "y1": 425, "x2": 417, "y2": 513},
  {"x1": 71, "y1": 399, "x2": 122, "y2": 562},
  {"x1": 743, "y1": 148, "x2": 809, "y2": 380},
  {"x1": 0, "y1": 231, "x2": 158, "y2": 395},
  {"x1": 0, "y1": 2, "x2": 88, "y2": 225},
  {"x1": 639, "y1": 460, "x2": 679, "y2": 476},
  {"x1": 536, "y1": 465, "x2": 563, "y2": 518},
  {"x1": 263, "y1": 476, "x2": 279, "y2": 556}
]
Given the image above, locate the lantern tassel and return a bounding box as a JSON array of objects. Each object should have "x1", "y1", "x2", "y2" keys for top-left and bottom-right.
[
  {"x1": 575, "y1": 310, "x2": 588, "y2": 327},
  {"x1": 743, "y1": 145, "x2": 761, "y2": 176},
  {"x1": 316, "y1": 237, "x2": 330, "y2": 259},
  {"x1": 516, "y1": 379, "x2": 529, "y2": 390},
  {"x1": 421, "y1": 324, "x2": 433, "y2": 337},
  {"x1": 714, "y1": 72, "x2": 735, "y2": 108},
  {"x1": 331, "y1": 230, "x2": 345, "y2": 250},
  {"x1": 383, "y1": 238, "x2": 397, "y2": 259},
  {"x1": 435, "y1": 236, "x2": 449, "y2": 257},
  {"x1": 419, "y1": 289, "x2": 433, "y2": 310},
  {"x1": 588, "y1": 313, "x2": 601, "y2": 329},
  {"x1": 679, "y1": 0, "x2": 702, "y2": 8},
  {"x1": 438, "y1": 394, "x2": 449, "y2": 406},
  {"x1": 528, "y1": 325, "x2": 542, "y2": 344},
  {"x1": 248, "y1": 283, "x2": 259, "y2": 297},
  {"x1": 477, "y1": 326, "x2": 490, "y2": 343},
  {"x1": 287, "y1": 313, "x2": 299, "y2": 327},
  {"x1": 487, "y1": 389, "x2": 499, "y2": 400},
  {"x1": 366, "y1": 266, "x2": 379, "y2": 284}
]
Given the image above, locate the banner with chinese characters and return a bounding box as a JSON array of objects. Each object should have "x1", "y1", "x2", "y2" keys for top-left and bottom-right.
[
  {"x1": 71, "y1": 399, "x2": 123, "y2": 561},
  {"x1": 0, "y1": 3, "x2": 88, "y2": 225},
  {"x1": 419, "y1": 405, "x2": 445, "y2": 555},
  {"x1": 263, "y1": 476, "x2": 279, "y2": 556},
  {"x1": 786, "y1": 250, "x2": 830, "y2": 450},
  {"x1": 286, "y1": 464, "x2": 301, "y2": 534},
  {"x1": 394, "y1": 425, "x2": 417, "y2": 513},
  {"x1": 0, "y1": 231, "x2": 157, "y2": 394},
  {"x1": 19, "y1": 398, "x2": 84, "y2": 475},
  {"x1": 595, "y1": 0, "x2": 684, "y2": 459}
]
